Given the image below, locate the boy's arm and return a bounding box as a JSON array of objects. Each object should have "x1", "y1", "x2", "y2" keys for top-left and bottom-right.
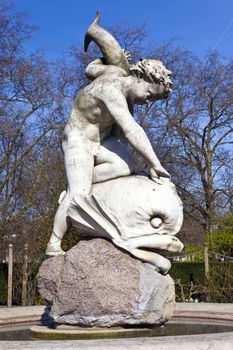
[
  {"x1": 85, "y1": 58, "x2": 106, "y2": 80},
  {"x1": 85, "y1": 58, "x2": 127, "y2": 81},
  {"x1": 102, "y1": 89, "x2": 170, "y2": 180}
]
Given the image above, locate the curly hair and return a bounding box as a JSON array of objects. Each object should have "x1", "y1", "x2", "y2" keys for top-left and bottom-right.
[{"x1": 130, "y1": 58, "x2": 171, "y2": 85}]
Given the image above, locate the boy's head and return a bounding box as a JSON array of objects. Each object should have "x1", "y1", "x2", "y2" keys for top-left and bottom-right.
[{"x1": 130, "y1": 58, "x2": 173, "y2": 90}]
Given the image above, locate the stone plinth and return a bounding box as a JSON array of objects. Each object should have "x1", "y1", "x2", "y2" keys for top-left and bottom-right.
[{"x1": 37, "y1": 238, "x2": 175, "y2": 327}]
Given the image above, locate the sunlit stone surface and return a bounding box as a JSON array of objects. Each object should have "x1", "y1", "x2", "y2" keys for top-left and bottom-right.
[{"x1": 38, "y1": 239, "x2": 175, "y2": 327}]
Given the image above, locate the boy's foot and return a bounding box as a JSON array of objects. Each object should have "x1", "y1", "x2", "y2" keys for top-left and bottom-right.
[{"x1": 45, "y1": 242, "x2": 65, "y2": 256}]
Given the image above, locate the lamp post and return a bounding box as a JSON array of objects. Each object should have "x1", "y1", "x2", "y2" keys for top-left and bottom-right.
[{"x1": 7, "y1": 244, "x2": 13, "y2": 307}]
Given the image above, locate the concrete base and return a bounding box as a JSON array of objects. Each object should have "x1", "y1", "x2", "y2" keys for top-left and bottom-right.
[
  {"x1": 30, "y1": 317, "x2": 233, "y2": 340},
  {"x1": 30, "y1": 324, "x2": 165, "y2": 340},
  {"x1": 0, "y1": 331, "x2": 233, "y2": 349},
  {"x1": 1, "y1": 304, "x2": 233, "y2": 349}
]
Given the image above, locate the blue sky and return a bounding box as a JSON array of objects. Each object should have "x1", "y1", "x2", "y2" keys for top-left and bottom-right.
[{"x1": 14, "y1": 0, "x2": 233, "y2": 59}]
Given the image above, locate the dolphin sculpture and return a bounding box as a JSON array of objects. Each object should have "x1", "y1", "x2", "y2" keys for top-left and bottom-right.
[{"x1": 84, "y1": 11, "x2": 130, "y2": 74}]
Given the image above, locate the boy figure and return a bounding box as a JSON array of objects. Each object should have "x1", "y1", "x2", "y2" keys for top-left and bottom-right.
[{"x1": 46, "y1": 57, "x2": 173, "y2": 256}]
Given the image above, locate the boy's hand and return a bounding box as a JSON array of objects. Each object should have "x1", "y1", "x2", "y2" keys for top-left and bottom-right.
[{"x1": 150, "y1": 164, "x2": 170, "y2": 184}]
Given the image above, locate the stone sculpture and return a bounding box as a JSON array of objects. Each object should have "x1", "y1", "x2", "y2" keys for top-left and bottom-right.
[{"x1": 45, "y1": 12, "x2": 183, "y2": 274}]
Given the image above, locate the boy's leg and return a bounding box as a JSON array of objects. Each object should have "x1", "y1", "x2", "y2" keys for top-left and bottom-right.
[
  {"x1": 93, "y1": 137, "x2": 135, "y2": 183},
  {"x1": 46, "y1": 142, "x2": 94, "y2": 256},
  {"x1": 46, "y1": 193, "x2": 71, "y2": 255}
]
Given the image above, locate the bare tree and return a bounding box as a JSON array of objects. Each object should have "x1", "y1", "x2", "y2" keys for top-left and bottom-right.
[
  {"x1": 156, "y1": 50, "x2": 233, "y2": 242},
  {"x1": 0, "y1": 2, "x2": 66, "y2": 255}
]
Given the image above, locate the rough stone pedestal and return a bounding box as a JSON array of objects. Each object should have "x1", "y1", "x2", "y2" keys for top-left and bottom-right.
[{"x1": 37, "y1": 238, "x2": 175, "y2": 327}]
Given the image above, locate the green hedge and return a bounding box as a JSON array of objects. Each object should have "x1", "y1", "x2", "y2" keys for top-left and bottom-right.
[
  {"x1": 0, "y1": 263, "x2": 7, "y2": 305},
  {"x1": 0, "y1": 262, "x2": 43, "y2": 305},
  {"x1": 0, "y1": 263, "x2": 22, "y2": 305},
  {"x1": 169, "y1": 262, "x2": 205, "y2": 284},
  {"x1": 170, "y1": 261, "x2": 233, "y2": 285}
]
